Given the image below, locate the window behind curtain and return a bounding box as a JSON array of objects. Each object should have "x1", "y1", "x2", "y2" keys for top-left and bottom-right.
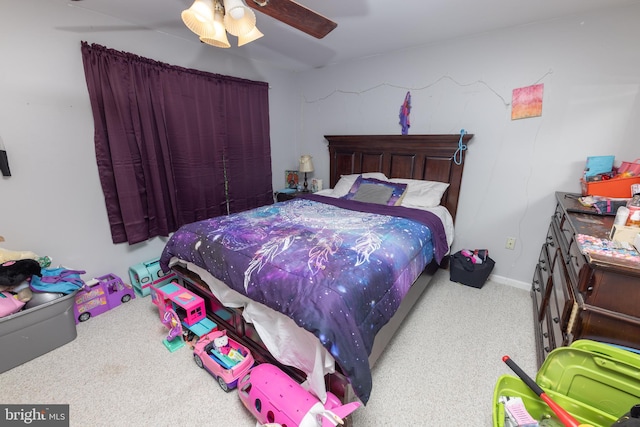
[{"x1": 81, "y1": 42, "x2": 273, "y2": 245}]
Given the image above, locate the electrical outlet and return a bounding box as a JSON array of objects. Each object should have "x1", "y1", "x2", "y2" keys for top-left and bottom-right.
[{"x1": 505, "y1": 237, "x2": 516, "y2": 250}]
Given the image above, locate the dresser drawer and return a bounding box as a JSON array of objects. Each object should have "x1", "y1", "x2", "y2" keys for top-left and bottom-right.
[
  {"x1": 565, "y1": 238, "x2": 587, "y2": 287},
  {"x1": 552, "y1": 213, "x2": 570, "y2": 262},
  {"x1": 538, "y1": 247, "x2": 555, "y2": 321},
  {"x1": 579, "y1": 305, "x2": 640, "y2": 349},
  {"x1": 541, "y1": 304, "x2": 556, "y2": 356},
  {"x1": 539, "y1": 225, "x2": 555, "y2": 272},
  {"x1": 552, "y1": 250, "x2": 575, "y2": 329},
  {"x1": 586, "y1": 269, "x2": 640, "y2": 317},
  {"x1": 544, "y1": 222, "x2": 558, "y2": 257},
  {"x1": 531, "y1": 263, "x2": 545, "y2": 320}
]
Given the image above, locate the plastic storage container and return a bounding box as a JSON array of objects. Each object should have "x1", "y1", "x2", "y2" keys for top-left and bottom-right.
[
  {"x1": 581, "y1": 176, "x2": 640, "y2": 198},
  {"x1": 0, "y1": 289, "x2": 79, "y2": 373},
  {"x1": 493, "y1": 340, "x2": 640, "y2": 427}
]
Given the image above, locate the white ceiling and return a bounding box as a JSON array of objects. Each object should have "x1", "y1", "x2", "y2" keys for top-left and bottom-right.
[{"x1": 67, "y1": 0, "x2": 640, "y2": 72}]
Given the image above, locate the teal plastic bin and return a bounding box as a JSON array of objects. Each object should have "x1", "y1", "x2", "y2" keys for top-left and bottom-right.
[{"x1": 493, "y1": 340, "x2": 640, "y2": 427}]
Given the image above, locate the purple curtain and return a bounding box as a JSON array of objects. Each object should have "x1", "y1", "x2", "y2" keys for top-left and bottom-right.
[{"x1": 81, "y1": 42, "x2": 273, "y2": 245}]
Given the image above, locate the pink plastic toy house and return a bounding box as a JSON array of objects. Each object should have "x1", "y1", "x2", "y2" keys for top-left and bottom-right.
[
  {"x1": 151, "y1": 282, "x2": 216, "y2": 342},
  {"x1": 152, "y1": 282, "x2": 204, "y2": 326},
  {"x1": 73, "y1": 274, "x2": 135, "y2": 323}
]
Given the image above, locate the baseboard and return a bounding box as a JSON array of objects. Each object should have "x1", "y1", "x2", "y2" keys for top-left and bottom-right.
[{"x1": 488, "y1": 273, "x2": 530, "y2": 291}]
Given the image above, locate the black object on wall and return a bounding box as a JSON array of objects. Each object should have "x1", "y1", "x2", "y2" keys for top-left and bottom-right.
[{"x1": 0, "y1": 148, "x2": 10, "y2": 176}]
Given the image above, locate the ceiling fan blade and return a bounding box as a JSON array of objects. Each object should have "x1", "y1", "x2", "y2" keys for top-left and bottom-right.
[{"x1": 247, "y1": 0, "x2": 337, "y2": 39}]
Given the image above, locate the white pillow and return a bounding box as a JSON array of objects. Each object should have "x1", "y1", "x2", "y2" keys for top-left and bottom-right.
[
  {"x1": 389, "y1": 178, "x2": 449, "y2": 208},
  {"x1": 332, "y1": 173, "x2": 388, "y2": 197}
]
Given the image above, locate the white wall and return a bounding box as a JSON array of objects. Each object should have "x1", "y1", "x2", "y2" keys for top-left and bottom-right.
[
  {"x1": 2, "y1": 1, "x2": 638, "y2": 286},
  {"x1": 0, "y1": 0, "x2": 300, "y2": 280},
  {"x1": 295, "y1": 4, "x2": 640, "y2": 286}
]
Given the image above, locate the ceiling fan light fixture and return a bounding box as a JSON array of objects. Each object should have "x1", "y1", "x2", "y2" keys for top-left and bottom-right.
[
  {"x1": 200, "y1": 3, "x2": 231, "y2": 48},
  {"x1": 237, "y1": 25, "x2": 263, "y2": 46},
  {"x1": 229, "y1": 8, "x2": 244, "y2": 20},
  {"x1": 181, "y1": 0, "x2": 216, "y2": 37},
  {"x1": 222, "y1": 0, "x2": 256, "y2": 37}
]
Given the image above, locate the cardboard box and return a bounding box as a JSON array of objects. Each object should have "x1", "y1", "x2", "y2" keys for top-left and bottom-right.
[
  {"x1": 610, "y1": 224, "x2": 640, "y2": 246},
  {"x1": 0, "y1": 290, "x2": 78, "y2": 373}
]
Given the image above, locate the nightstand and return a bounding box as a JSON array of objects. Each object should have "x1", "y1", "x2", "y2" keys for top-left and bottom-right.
[{"x1": 274, "y1": 190, "x2": 302, "y2": 202}]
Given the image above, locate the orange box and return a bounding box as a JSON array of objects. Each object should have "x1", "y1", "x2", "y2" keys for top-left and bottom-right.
[{"x1": 581, "y1": 176, "x2": 640, "y2": 198}]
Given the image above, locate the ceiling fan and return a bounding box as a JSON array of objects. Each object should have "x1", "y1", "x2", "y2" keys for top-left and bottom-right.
[
  {"x1": 182, "y1": 0, "x2": 337, "y2": 48},
  {"x1": 246, "y1": 0, "x2": 337, "y2": 39}
]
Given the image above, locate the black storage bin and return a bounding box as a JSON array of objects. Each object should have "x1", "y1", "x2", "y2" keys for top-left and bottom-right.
[{"x1": 449, "y1": 251, "x2": 495, "y2": 289}]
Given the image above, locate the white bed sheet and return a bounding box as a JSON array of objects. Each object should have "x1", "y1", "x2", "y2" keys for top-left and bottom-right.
[{"x1": 169, "y1": 259, "x2": 336, "y2": 403}]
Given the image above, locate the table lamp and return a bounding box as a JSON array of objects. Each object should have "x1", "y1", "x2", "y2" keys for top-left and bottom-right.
[{"x1": 298, "y1": 155, "x2": 314, "y2": 192}]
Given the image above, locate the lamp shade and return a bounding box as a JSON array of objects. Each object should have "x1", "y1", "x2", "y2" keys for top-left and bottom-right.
[
  {"x1": 223, "y1": 0, "x2": 248, "y2": 19},
  {"x1": 223, "y1": 0, "x2": 256, "y2": 36},
  {"x1": 299, "y1": 155, "x2": 314, "y2": 173},
  {"x1": 181, "y1": 0, "x2": 216, "y2": 37},
  {"x1": 238, "y1": 25, "x2": 263, "y2": 46},
  {"x1": 200, "y1": 4, "x2": 230, "y2": 48}
]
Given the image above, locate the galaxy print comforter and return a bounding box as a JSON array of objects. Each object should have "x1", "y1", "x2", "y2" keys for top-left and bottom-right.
[{"x1": 160, "y1": 194, "x2": 448, "y2": 403}]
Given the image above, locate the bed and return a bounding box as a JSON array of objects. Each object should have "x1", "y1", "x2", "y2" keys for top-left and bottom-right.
[{"x1": 160, "y1": 133, "x2": 473, "y2": 406}]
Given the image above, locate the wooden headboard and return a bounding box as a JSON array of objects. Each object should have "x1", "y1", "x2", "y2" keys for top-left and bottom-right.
[{"x1": 325, "y1": 134, "x2": 473, "y2": 223}]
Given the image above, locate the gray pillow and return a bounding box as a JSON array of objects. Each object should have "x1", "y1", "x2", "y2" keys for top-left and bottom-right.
[{"x1": 351, "y1": 183, "x2": 394, "y2": 204}]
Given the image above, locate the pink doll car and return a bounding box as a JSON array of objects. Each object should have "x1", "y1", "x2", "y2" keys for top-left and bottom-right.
[{"x1": 192, "y1": 330, "x2": 254, "y2": 392}]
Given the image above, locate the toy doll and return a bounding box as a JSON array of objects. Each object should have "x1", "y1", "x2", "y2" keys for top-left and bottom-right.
[{"x1": 213, "y1": 333, "x2": 231, "y2": 355}]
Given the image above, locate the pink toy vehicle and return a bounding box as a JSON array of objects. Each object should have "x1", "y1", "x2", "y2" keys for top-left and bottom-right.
[
  {"x1": 73, "y1": 273, "x2": 135, "y2": 323},
  {"x1": 193, "y1": 330, "x2": 254, "y2": 392},
  {"x1": 238, "y1": 363, "x2": 361, "y2": 427}
]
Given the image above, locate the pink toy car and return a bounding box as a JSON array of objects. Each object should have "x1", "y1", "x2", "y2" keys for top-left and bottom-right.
[
  {"x1": 238, "y1": 363, "x2": 361, "y2": 427},
  {"x1": 193, "y1": 330, "x2": 254, "y2": 392},
  {"x1": 73, "y1": 274, "x2": 135, "y2": 323}
]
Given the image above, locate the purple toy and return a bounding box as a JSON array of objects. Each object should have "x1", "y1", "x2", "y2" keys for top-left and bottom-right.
[
  {"x1": 162, "y1": 309, "x2": 182, "y2": 341},
  {"x1": 73, "y1": 273, "x2": 135, "y2": 323},
  {"x1": 399, "y1": 91, "x2": 411, "y2": 135}
]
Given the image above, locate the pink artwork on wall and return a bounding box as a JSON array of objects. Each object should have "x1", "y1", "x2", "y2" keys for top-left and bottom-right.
[{"x1": 511, "y1": 83, "x2": 544, "y2": 120}]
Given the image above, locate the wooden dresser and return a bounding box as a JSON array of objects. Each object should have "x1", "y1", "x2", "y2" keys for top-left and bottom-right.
[{"x1": 531, "y1": 192, "x2": 640, "y2": 366}]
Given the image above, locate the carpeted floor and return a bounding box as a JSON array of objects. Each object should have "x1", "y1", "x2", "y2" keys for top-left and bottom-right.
[{"x1": 0, "y1": 268, "x2": 536, "y2": 426}]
